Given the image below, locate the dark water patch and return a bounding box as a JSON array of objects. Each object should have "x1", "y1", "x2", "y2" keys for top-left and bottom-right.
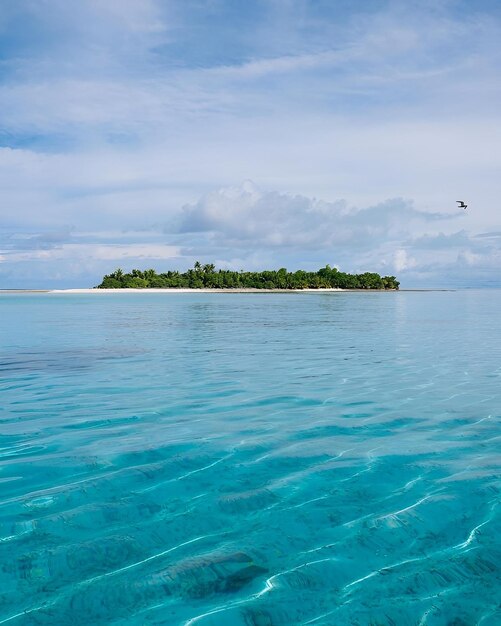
[
  {"x1": 218, "y1": 488, "x2": 278, "y2": 515},
  {"x1": 62, "y1": 415, "x2": 142, "y2": 431},
  {"x1": 0, "y1": 347, "x2": 148, "y2": 375},
  {"x1": 160, "y1": 550, "x2": 268, "y2": 598},
  {"x1": 289, "y1": 423, "x2": 351, "y2": 440},
  {"x1": 343, "y1": 400, "x2": 376, "y2": 407}
]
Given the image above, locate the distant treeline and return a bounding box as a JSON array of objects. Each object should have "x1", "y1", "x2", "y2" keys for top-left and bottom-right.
[{"x1": 97, "y1": 263, "x2": 399, "y2": 290}]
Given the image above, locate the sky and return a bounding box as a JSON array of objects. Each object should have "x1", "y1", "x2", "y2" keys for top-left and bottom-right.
[{"x1": 0, "y1": 0, "x2": 500, "y2": 288}]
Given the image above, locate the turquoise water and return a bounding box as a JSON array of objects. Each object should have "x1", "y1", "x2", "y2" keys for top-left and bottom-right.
[{"x1": 0, "y1": 291, "x2": 500, "y2": 625}]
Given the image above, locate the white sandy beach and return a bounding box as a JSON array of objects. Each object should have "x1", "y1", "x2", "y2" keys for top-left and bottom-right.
[{"x1": 49, "y1": 288, "x2": 345, "y2": 294}]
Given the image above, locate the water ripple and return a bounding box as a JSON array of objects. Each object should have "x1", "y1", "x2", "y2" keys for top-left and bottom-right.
[{"x1": 0, "y1": 291, "x2": 500, "y2": 625}]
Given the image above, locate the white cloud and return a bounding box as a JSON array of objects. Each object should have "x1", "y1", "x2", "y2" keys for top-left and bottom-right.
[
  {"x1": 0, "y1": 181, "x2": 498, "y2": 288},
  {"x1": 393, "y1": 249, "x2": 417, "y2": 272},
  {"x1": 181, "y1": 181, "x2": 453, "y2": 249},
  {"x1": 0, "y1": 243, "x2": 180, "y2": 264},
  {"x1": 457, "y1": 249, "x2": 484, "y2": 267},
  {"x1": 176, "y1": 181, "x2": 499, "y2": 287}
]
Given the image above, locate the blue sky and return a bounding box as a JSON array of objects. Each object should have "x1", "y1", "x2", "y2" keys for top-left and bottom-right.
[{"x1": 0, "y1": 0, "x2": 500, "y2": 288}]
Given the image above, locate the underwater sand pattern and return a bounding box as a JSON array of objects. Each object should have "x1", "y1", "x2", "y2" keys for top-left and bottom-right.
[{"x1": 0, "y1": 291, "x2": 500, "y2": 625}]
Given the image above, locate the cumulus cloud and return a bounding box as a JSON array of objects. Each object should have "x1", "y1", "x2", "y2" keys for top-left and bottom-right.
[
  {"x1": 390, "y1": 229, "x2": 501, "y2": 287},
  {"x1": 177, "y1": 181, "x2": 499, "y2": 287},
  {"x1": 181, "y1": 181, "x2": 453, "y2": 249},
  {"x1": 393, "y1": 249, "x2": 417, "y2": 272},
  {"x1": 0, "y1": 181, "x2": 498, "y2": 288}
]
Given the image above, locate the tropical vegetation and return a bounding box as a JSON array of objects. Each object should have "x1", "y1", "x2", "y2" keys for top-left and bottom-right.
[{"x1": 97, "y1": 263, "x2": 399, "y2": 290}]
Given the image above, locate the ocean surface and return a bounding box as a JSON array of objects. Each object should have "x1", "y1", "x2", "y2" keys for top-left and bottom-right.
[{"x1": 0, "y1": 290, "x2": 500, "y2": 626}]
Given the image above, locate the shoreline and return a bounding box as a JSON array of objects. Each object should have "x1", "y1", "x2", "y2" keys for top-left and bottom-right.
[
  {"x1": 49, "y1": 287, "x2": 346, "y2": 293},
  {"x1": 0, "y1": 288, "x2": 456, "y2": 294}
]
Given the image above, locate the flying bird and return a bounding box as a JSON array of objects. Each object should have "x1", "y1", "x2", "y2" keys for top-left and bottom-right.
[{"x1": 456, "y1": 200, "x2": 468, "y2": 209}]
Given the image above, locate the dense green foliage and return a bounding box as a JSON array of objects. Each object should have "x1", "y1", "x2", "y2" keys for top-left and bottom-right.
[{"x1": 97, "y1": 263, "x2": 399, "y2": 290}]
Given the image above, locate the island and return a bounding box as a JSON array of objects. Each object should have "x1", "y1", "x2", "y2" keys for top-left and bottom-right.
[{"x1": 97, "y1": 263, "x2": 399, "y2": 290}]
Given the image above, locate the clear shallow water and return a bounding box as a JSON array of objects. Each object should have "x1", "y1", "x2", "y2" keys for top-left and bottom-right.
[{"x1": 0, "y1": 290, "x2": 499, "y2": 626}]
